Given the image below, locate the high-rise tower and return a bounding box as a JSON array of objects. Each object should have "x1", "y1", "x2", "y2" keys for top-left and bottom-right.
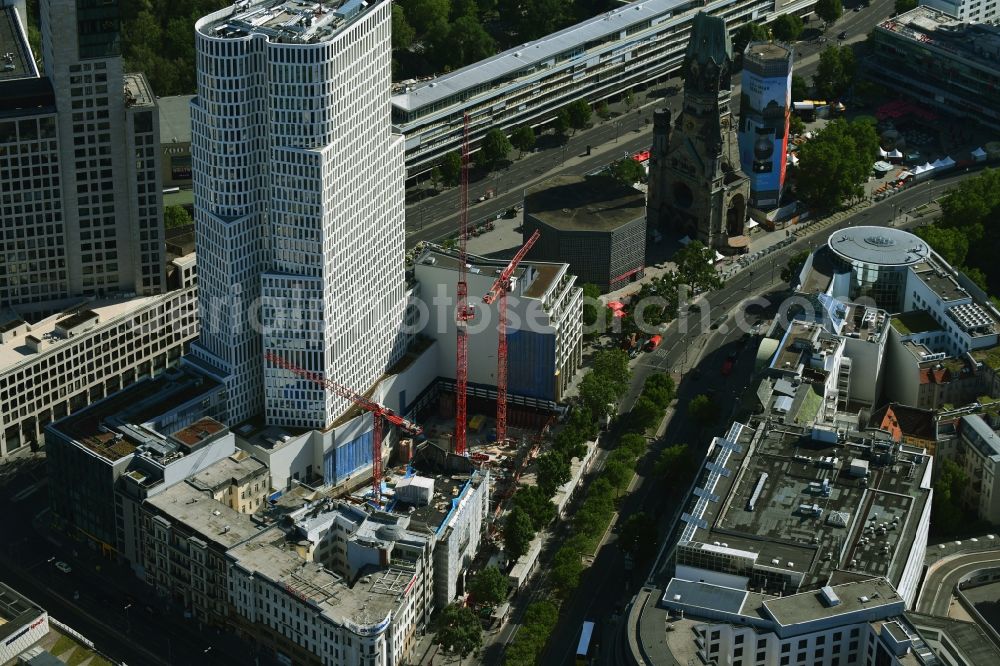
[
  {"x1": 646, "y1": 12, "x2": 749, "y2": 253},
  {"x1": 37, "y1": 0, "x2": 165, "y2": 307},
  {"x1": 738, "y1": 41, "x2": 793, "y2": 211},
  {"x1": 189, "y1": 0, "x2": 406, "y2": 428}
]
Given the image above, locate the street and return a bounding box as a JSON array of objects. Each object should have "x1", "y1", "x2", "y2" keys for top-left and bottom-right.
[{"x1": 0, "y1": 472, "x2": 256, "y2": 666}]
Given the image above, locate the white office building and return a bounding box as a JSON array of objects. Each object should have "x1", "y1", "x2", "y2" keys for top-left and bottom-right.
[
  {"x1": 391, "y1": 0, "x2": 820, "y2": 177},
  {"x1": 919, "y1": 0, "x2": 1000, "y2": 23},
  {"x1": 189, "y1": 0, "x2": 406, "y2": 427}
]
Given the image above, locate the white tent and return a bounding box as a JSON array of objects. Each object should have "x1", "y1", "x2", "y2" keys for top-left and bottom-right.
[
  {"x1": 937, "y1": 156, "x2": 956, "y2": 169},
  {"x1": 678, "y1": 235, "x2": 692, "y2": 246},
  {"x1": 878, "y1": 146, "x2": 888, "y2": 158},
  {"x1": 972, "y1": 146, "x2": 988, "y2": 161},
  {"x1": 714, "y1": 251, "x2": 725, "y2": 263},
  {"x1": 888, "y1": 149, "x2": 903, "y2": 160},
  {"x1": 746, "y1": 219, "x2": 759, "y2": 229}
]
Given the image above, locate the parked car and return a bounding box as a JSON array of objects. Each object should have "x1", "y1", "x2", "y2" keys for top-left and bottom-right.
[{"x1": 55, "y1": 561, "x2": 72, "y2": 574}]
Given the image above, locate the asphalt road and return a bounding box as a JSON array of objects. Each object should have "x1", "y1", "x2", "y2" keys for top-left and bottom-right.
[{"x1": 916, "y1": 551, "x2": 1000, "y2": 617}]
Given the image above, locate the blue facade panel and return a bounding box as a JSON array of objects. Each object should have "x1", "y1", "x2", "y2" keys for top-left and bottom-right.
[
  {"x1": 507, "y1": 330, "x2": 555, "y2": 400},
  {"x1": 325, "y1": 430, "x2": 373, "y2": 485}
]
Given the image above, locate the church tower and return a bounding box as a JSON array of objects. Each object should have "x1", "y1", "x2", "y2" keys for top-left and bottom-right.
[{"x1": 646, "y1": 12, "x2": 750, "y2": 253}]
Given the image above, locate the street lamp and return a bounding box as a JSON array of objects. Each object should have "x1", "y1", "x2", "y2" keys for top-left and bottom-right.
[{"x1": 124, "y1": 603, "x2": 132, "y2": 633}]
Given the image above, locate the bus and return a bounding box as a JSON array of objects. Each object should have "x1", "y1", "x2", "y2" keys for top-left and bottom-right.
[{"x1": 576, "y1": 620, "x2": 596, "y2": 665}]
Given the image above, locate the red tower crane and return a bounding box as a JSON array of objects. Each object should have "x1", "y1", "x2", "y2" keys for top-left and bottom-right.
[
  {"x1": 455, "y1": 113, "x2": 474, "y2": 455},
  {"x1": 263, "y1": 352, "x2": 423, "y2": 505},
  {"x1": 483, "y1": 229, "x2": 541, "y2": 444}
]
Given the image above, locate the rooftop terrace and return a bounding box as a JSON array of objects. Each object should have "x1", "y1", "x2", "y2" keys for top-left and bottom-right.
[
  {"x1": 198, "y1": 0, "x2": 382, "y2": 43},
  {"x1": 891, "y1": 311, "x2": 942, "y2": 336},
  {"x1": 0, "y1": 4, "x2": 36, "y2": 83}
]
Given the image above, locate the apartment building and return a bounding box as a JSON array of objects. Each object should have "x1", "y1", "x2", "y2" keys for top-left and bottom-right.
[
  {"x1": 1, "y1": 279, "x2": 198, "y2": 459},
  {"x1": 391, "y1": 0, "x2": 819, "y2": 177},
  {"x1": 189, "y1": 0, "x2": 407, "y2": 428},
  {"x1": 187, "y1": 449, "x2": 269, "y2": 514},
  {"x1": 936, "y1": 414, "x2": 1000, "y2": 523}
]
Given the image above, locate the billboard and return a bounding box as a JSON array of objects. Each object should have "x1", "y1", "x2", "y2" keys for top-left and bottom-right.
[{"x1": 738, "y1": 67, "x2": 792, "y2": 209}]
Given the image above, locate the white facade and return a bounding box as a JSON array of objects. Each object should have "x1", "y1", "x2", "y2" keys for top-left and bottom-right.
[
  {"x1": 391, "y1": 0, "x2": 820, "y2": 176},
  {"x1": 190, "y1": 0, "x2": 406, "y2": 428},
  {"x1": 0, "y1": 287, "x2": 198, "y2": 458},
  {"x1": 433, "y1": 469, "x2": 491, "y2": 607},
  {"x1": 920, "y1": 0, "x2": 1000, "y2": 23},
  {"x1": 412, "y1": 248, "x2": 583, "y2": 405}
]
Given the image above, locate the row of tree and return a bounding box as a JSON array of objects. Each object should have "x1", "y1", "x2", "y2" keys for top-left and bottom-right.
[{"x1": 795, "y1": 116, "x2": 879, "y2": 211}]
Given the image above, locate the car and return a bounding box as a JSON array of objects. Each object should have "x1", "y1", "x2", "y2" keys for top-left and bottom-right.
[
  {"x1": 55, "y1": 561, "x2": 72, "y2": 574},
  {"x1": 628, "y1": 347, "x2": 641, "y2": 359},
  {"x1": 853, "y1": 5, "x2": 861, "y2": 10},
  {"x1": 838, "y1": 31, "x2": 848, "y2": 40}
]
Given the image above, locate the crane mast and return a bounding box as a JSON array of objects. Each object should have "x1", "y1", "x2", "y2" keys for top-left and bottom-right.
[
  {"x1": 483, "y1": 229, "x2": 541, "y2": 444},
  {"x1": 455, "y1": 114, "x2": 474, "y2": 455}
]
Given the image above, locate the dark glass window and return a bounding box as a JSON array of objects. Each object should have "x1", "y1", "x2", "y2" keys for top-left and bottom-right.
[{"x1": 76, "y1": 0, "x2": 121, "y2": 59}]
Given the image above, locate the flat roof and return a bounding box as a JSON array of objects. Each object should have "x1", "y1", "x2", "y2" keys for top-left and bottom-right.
[
  {"x1": 525, "y1": 175, "x2": 646, "y2": 233},
  {"x1": 51, "y1": 368, "x2": 221, "y2": 460},
  {"x1": 197, "y1": 0, "x2": 381, "y2": 43},
  {"x1": 0, "y1": 5, "x2": 37, "y2": 83},
  {"x1": 0, "y1": 581, "x2": 44, "y2": 643},
  {"x1": 188, "y1": 451, "x2": 267, "y2": 492},
  {"x1": 228, "y1": 526, "x2": 411, "y2": 629},
  {"x1": 879, "y1": 6, "x2": 1000, "y2": 73},
  {"x1": 123, "y1": 73, "x2": 155, "y2": 108},
  {"x1": 392, "y1": 0, "x2": 691, "y2": 112},
  {"x1": 911, "y1": 264, "x2": 969, "y2": 303},
  {"x1": 891, "y1": 311, "x2": 942, "y2": 336},
  {"x1": 907, "y1": 611, "x2": 1000, "y2": 665},
  {"x1": 157, "y1": 95, "x2": 194, "y2": 144},
  {"x1": 763, "y1": 578, "x2": 904, "y2": 627},
  {"x1": 1, "y1": 295, "x2": 163, "y2": 371},
  {"x1": 827, "y1": 226, "x2": 929, "y2": 267},
  {"x1": 417, "y1": 247, "x2": 564, "y2": 303},
  {"x1": 146, "y1": 481, "x2": 263, "y2": 549},
  {"x1": 170, "y1": 417, "x2": 228, "y2": 449},
  {"x1": 680, "y1": 418, "x2": 932, "y2": 595}
]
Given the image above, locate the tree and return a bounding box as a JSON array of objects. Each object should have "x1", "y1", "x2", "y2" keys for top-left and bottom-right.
[
  {"x1": 619, "y1": 433, "x2": 648, "y2": 459},
  {"x1": 440, "y1": 151, "x2": 462, "y2": 187},
  {"x1": 914, "y1": 226, "x2": 968, "y2": 267},
  {"x1": 536, "y1": 450, "x2": 571, "y2": 497},
  {"x1": 813, "y1": 45, "x2": 856, "y2": 101},
  {"x1": 643, "y1": 373, "x2": 676, "y2": 409},
  {"x1": 622, "y1": 89, "x2": 635, "y2": 111},
  {"x1": 815, "y1": 0, "x2": 843, "y2": 24},
  {"x1": 605, "y1": 457, "x2": 634, "y2": 494},
  {"x1": 163, "y1": 205, "x2": 191, "y2": 229},
  {"x1": 551, "y1": 544, "x2": 583, "y2": 597},
  {"x1": 391, "y1": 5, "x2": 415, "y2": 51},
  {"x1": 932, "y1": 459, "x2": 968, "y2": 536},
  {"x1": 433, "y1": 603, "x2": 483, "y2": 658},
  {"x1": 505, "y1": 600, "x2": 559, "y2": 665},
  {"x1": 596, "y1": 100, "x2": 611, "y2": 120},
  {"x1": 771, "y1": 14, "x2": 804, "y2": 42},
  {"x1": 469, "y1": 566, "x2": 509, "y2": 606},
  {"x1": 894, "y1": 0, "x2": 917, "y2": 14},
  {"x1": 609, "y1": 158, "x2": 645, "y2": 186},
  {"x1": 405, "y1": 0, "x2": 451, "y2": 35},
  {"x1": 511, "y1": 485, "x2": 556, "y2": 530},
  {"x1": 510, "y1": 125, "x2": 536, "y2": 157},
  {"x1": 688, "y1": 394, "x2": 720, "y2": 428},
  {"x1": 653, "y1": 444, "x2": 694, "y2": 481},
  {"x1": 796, "y1": 117, "x2": 878, "y2": 210},
  {"x1": 504, "y1": 508, "x2": 534, "y2": 561},
  {"x1": 581, "y1": 282, "x2": 603, "y2": 330},
  {"x1": 791, "y1": 74, "x2": 809, "y2": 102},
  {"x1": 733, "y1": 22, "x2": 770, "y2": 55},
  {"x1": 553, "y1": 108, "x2": 571, "y2": 136},
  {"x1": 627, "y1": 396, "x2": 661, "y2": 433},
  {"x1": 674, "y1": 241, "x2": 724, "y2": 293},
  {"x1": 619, "y1": 512, "x2": 658, "y2": 564},
  {"x1": 591, "y1": 349, "x2": 631, "y2": 391},
  {"x1": 565, "y1": 99, "x2": 592, "y2": 133},
  {"x1": 434, "y1": 16, "x2": 495, "y2": 70},
  {"x1": 476, "y1": 127, "x2": 513, "y2": 169},
  {"x1": 780, "y1": 249, "x2": 811, "y2": 285},
  {"x1": 789, "y1": 113, "x2": 806, "y2": 136}
]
